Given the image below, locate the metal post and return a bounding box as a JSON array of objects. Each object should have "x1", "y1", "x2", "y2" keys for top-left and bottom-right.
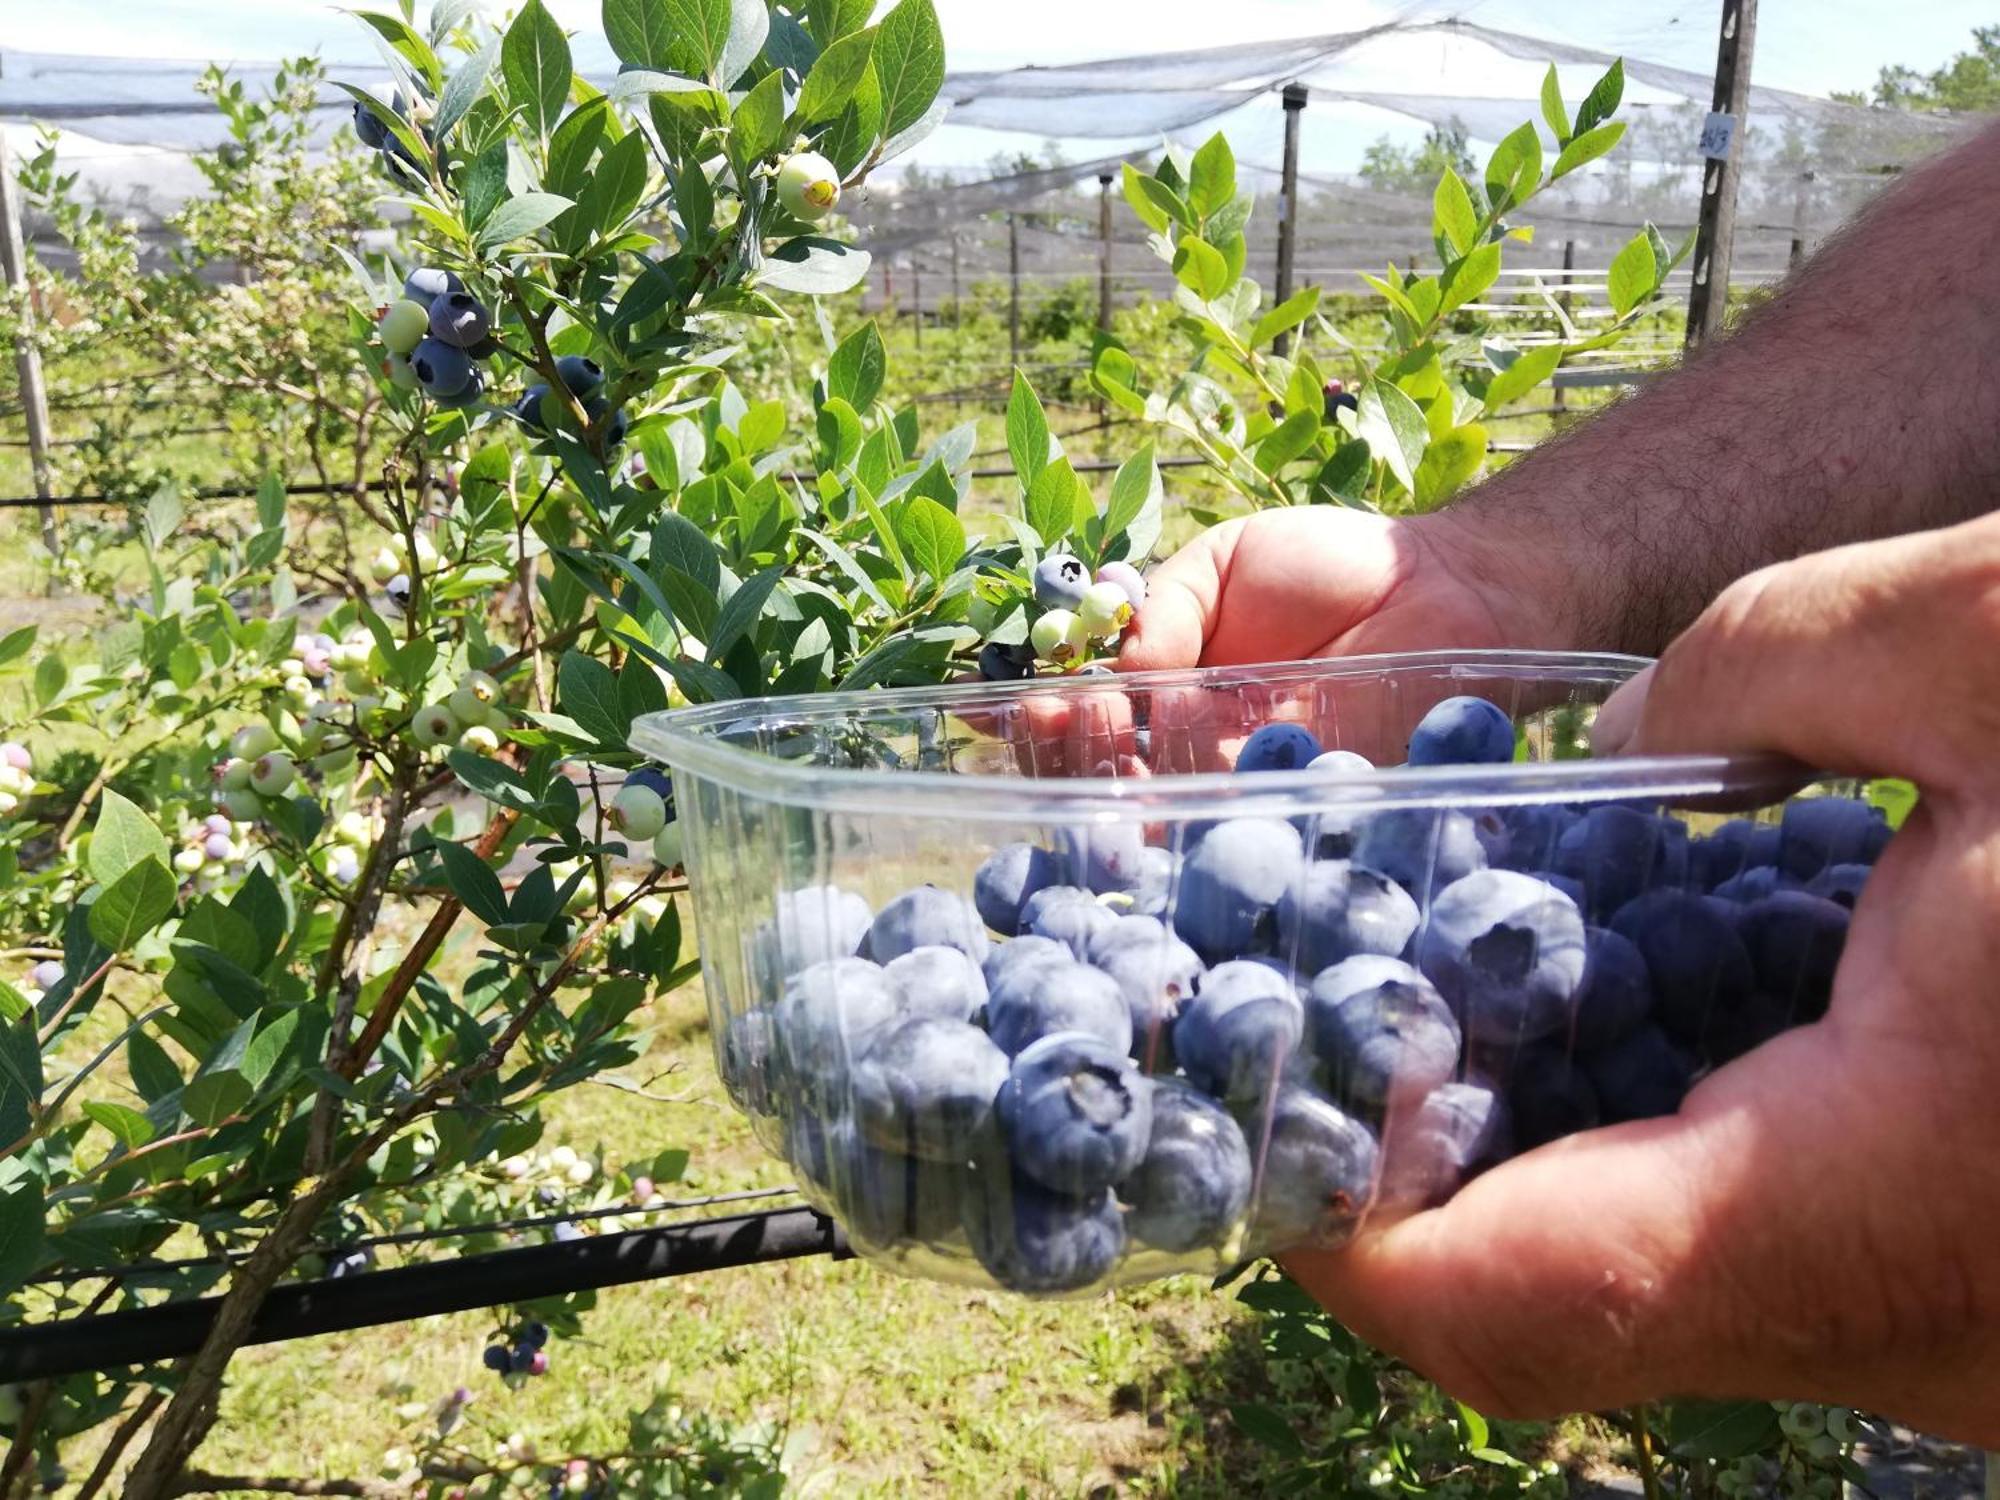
[
  {"x1": 1789, "y1": 169, "x2": 1815, "y2": 270},
  {"x1": 0, "y1": 127, "x2": 62, "y2": 572},
  {"x1": 1985, "y1": 1451, "x2": 1999, "y2": 1500},
  {"x1": 882, "y1": 257, "x2": 894, "y2": 311},
  {"x1": 1008, "y1": 212, "x2": 1021, "y2": 368},
  {"x1": 1273, "y1": 82, "x2": 1308, "y2": 356},
  {"x1": 1556, "y1": 238, "x2": 1576, "y2": 410},
  {"x1": 950, "y1": 234, "x2": 961, "y2": 330},
  {"x1": 1097, "y1": 171, "x2": 1114, "y2": 334},
  {"x1": 911, "y1": 257, "x2": 922, "y2": 350},
  {"x1": 1686, "y1": 0, "x2": 1758, "y2": 349}
]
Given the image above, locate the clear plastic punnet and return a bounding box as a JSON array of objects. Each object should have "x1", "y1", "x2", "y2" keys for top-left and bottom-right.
[{"x1": 631, "y1": 651, "x2": 1883, "y2": 1296}]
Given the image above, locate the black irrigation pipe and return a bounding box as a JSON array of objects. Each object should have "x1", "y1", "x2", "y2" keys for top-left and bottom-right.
[
  {"x1": 0, "y1": 479, "x2": 391, "y2": 510},
  {"x1": 0, "y1": 1206, "x2": 852, "y2": 1381}
]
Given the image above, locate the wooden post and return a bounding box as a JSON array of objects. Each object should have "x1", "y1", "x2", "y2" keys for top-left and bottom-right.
[
  {"x1": 950, "y1": 234, "x2": 961, "y2": 330},
  {"x1": 0, "y1": 127, "x2": 62, "y2": 571},
  {"x1": 1097, "y1": 171, "x2": 1114, "y2": 334},
  {"x1": 1789, "y1": 168, "x2": 1814, "y2": 270},
  {"x1": 911, "y1": 257, "x2": 922, "y2": 350},
  {"x1": 1555, "y1": 237, "x2": 1575, "y2": 410},
  {"x1": 882, "y1": 257, "x2": 894, "y2": 311},
  {"x1": 1273, "y1": 83, "x2": 1308, "y2": 356},
  {"x1": 1686, "y1": 0, "x2": 1758, "y2": 349},
  {"x1": 1007, "y1": 212, "x2": 1021, "y2": 368}
]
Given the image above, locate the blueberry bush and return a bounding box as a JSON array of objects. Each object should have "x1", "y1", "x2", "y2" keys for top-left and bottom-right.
[{"x1": 0, "y1": 1, "x2": 1878, "y2": 1491}]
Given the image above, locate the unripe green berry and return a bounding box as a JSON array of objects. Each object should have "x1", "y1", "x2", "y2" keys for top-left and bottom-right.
[
  {"x1": 218, "y1": 786, "x2": 263, "y2": 821},
  {"x1": 458, "y1": 723, "x2": 501, "y2": 754},
  {"x1": 218, "y1": 757, "x2": 255, "y2": 792},
  {"x1": 378, "y1": 299, "x2": 431, "y2": 356},
  {"x1": 249, "y1": 752, "x2": 296, "y2": 796},
  {"x1": 173, "y1": 847, "x2": 206, "y2": 876},
  {"x1": 609, "y1": 784, "x2": 667, "y2": 840},
  {"x1": 368, "y1": 547, "x2": 402, "y2": 585},
  {"x1": 411, "y1": 703, "x2": 458, "y2": 748},
  {"x1": 1030, "y1": 609, "x2": 1088, "y2": 665},
  {"x1": 776, "y1": 151, "x2": 841, "y2": 220},
  {"x1": 652, "y1": 821, "x2": 684, "y2": 869},
  {"x1": 1077, "y1": 580, "x2": 1134, "y2": 638},
  {"x1": 231, "y1": 722, "x2": 279, "y2": 760}
]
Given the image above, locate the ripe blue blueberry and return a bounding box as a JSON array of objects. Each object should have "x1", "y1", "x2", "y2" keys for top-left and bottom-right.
[
  {"x1": 1350, "y1": 808, "x2": 1487, "y2": 904},
  {"x1": 404, "y1": 266, "x2": 463, "y2": 303},
  {"x1": 1609, "y1": 890, "x2": 1757, "y2": 1050},
  {"x1": 1567, "y1": 926, "x2": 1655, "y2": 1053},
  {"x1": 1123, "y1": 1080, "x2": 1253, "y2": 1253},
  {"x1": 1083, "y1": 917, "x2": 1203, "y2": 1068},
  {"x1": 882, "y1": 945, "x2": 989, "y2": 1025},
  {"x1": 513, "y1": 383, "x2": 551, "y2": 434},
  {"x1": 984, "y1": 958, "x2": 1132, "y2": 1057},
  {"x1": 1690, "y1": 818, "x2": 1784, "y2": 889},
  {"x1": 428, "y1": 290, "x2": 491, "y2": 348},
  {"x1": 963, "y1": 1165, "x2": 1125, "y2": 1294},
  {"x1": 1276, "y1": 860, "x2": 1421, "y2": 974},
  {"x1": 1310, "y1": 749, "x2": 1374, "y2": 774},
  {"x1": 1304, "y1": 955, "x2": 1459, "y2": 1113},
  {"x1": 719, "y1": 1009, "x2": 777, "y2": 1115},
  {"x1": 852, "y1": 1017, "x2": 1009, "y2": 1160},
  {"x1": 772, "y1": 958, "x2": 901, "y2": 1087},
  {"x1": 977, "y1": 641, "x2": 1037, "y2": 682},
  {"x1": 1378, "y1": 1080, "x2": 1511, "y2": 1210},
  {"x1": 1023, "y1": 886, "x2": 1121, "y2": 958},
  {"x1": 1236, "y1": 723, "x2": 1323, "y2": 773},
  {"x1": 482, "y1": 1344, "x2": 511, "y2": 1373},
  {"x1": 973, "y1": 842, "x2": 1063, "y2": 936},
  {"x1": 521, "y1": 1322, "x2": 549, "y2": 1348},
  {"x1": 1776, "y1": 797, "x2": 1891, "y2": 880},
  {"x1": 555, "y1": 354, "x2": 605, "y2": 396},
  {"x1": 411, "y1": 338, "x2": 474, "y2": 399},
  {"x1": 865, "y1": 885, "x2": 989, "y2": 964},
  {"x1": 353, "y1": 100, "x2": 393, "y2": 148},
  {"x1": 1128, "y1": 845, "x2": 1178, "y2": 918},
  {"x1": 998, "y1": 1032, "x2": 1154, "y2": 1195},
  {"x1": 1054, "y1": 822, "x2": 1151, "y2": 894},
  {"x1": 1554, "y1": 805, "x2": 1690, "y2": 921},
  {"x1": 982, "y1": 934, "x2": 1071, "y2": 988},
  {"x1": 584, "y1": 396, "x2": 629, "y2": 447},
  {"x1": 1476, "y1": 804, "x2": 1579, "y2": 873},
  {"x1": 1710, "y1": 865, "x2": 1798, "y2": 903},
  {"x1": 1249, "y1": 1087, "x2": 1379, "y2": 1250},
  {"x1": 753, "y1": 884, "x2": 872, "y2": 978},
  {"x1": 1584, "y1": 1024, "x2": 1696, "y2": 1122},
  {"x1": 1502, "y1": 1046, "x2": 1601, "y2": 1150},
  {"x1": 1737, "y1": 891, "x2": 1849, "y2": 1019},
  {"x1": 788, "y1": 1112, "x2": 961, "y2": 1249},
  {"x1": 1032, "y1": 553, "x2": 1091, "y2": 608},
  {"x1": 1171, "y1": 960, "x2": 1304, "y2": 1103},
  {"x1": 1803, "y1": 863, "x2": 1869, "y2": 911},
  {"x1": 1695, "y1": 990, "x2": 1795, "y2": 1067},
  {"x1": 1416, "y1": 870, "x2": 1587, "y2": 1044},
  {"x1": 1172, "y1": 817, "x2": 1305, "y2": 961},
  {"x1": 1406, "y1": 696, "x2": 1515, "y2": 767},
  {"x1": 553, "y1": 1220, "x2": 584, "y2": 1243}
]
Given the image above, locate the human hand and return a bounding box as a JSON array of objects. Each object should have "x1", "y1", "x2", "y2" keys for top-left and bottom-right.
[{"x1": 1286, "y1": 513, "x2": 2000, "y2": 1444}]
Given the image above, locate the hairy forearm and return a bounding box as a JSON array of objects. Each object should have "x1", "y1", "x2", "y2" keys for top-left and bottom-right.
[{"x1": 1436, "y1": 115, "x2": 2000, "y2": 656}]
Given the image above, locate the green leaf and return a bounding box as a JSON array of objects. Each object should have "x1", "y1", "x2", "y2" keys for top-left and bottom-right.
[
  {"x1": 709, "y1": 567, "x2": 785, "y2": 661},
  {"x1": 1866, "y1": 777, "x2": 1920, "y2": 830},
  {"x1": 356, "y1": 11, "x2": 445, "y2": 89},
  {"x1": 461, "y1": 142, "x2": 508, "y2": 230},
  {"x1": 128, "y1": 1030, "x2": 181, "y2": 1103},
  {"x1": 896, "y1": 496, "x2": 965, "y2": 582},
  {"x1": 0, "y1": 626, "x2": 37, "y2": 670},
  {"x1": 1025, "y1": 457, "x2": 1082, "y2": 548},
  {"x1": 606, "y1": 0, "x2": 727, "y2": 74},
  {"x1": 182, "y1": 1069, "x2": 251, "y2": 1128},
  {"x1": 33, "y1": 651, "x2": 66, "y2": 708},
  {"x1": 1254, "y1": 411, "x2": 1320, "y2": 475},
  {"x1": 1608, "y1": 230, "x2": 1659, "y2": 317},
  {"x1": 799, "y1": 28, "x2": 875, "y2": 123},
  {"x1": 731, "y1": 68, "x2": 788, "y2": 165},
  {"x1": 1187, "y1": 134, "x2": 1236, "y2": 221},
  {"x1": 1006, "y1": 372, "x2": 1052, "y2": 488},
  {"x1": 1416, "y1": 423, "x2": 1487, "y2": 508},
  {"x1": 438, "y1": 841, "x2": 511, "y2": 926},
  {"x1": 720, "y1": 0, "x2": 772, "y2": 85},
  {"x1": 1540, "y1": 64, "x2": 1570, "y2": 145},
  {"x1": 1433, "y1": 168, "x2": 1479, "y2": 258},
  {"x1": 557, "y1": 650, "x2": 628, "y2": 748},
  {"x1": 89, "y1": 789, "x2": 169, "y2": 887},
  {"x1": 477, "y1": 191, "x2": 575, "y2": 248},
  {"x1": 1552, "y1": 120, "x2": 1627, "y2": 180},
  {"x1": 578, "y1": 130, "x2": 649, "y2": 241},
  {"x1": 652, "y1": 511, "x2": 723, "y2": 594},
  {"x1": 1440, "y1": 241, "x2": 1502, "y2": 315},
  {"x1": 0, "y1": 1181, "x2": 43, "y2": 1296},
  {"x1": 1172, "y1": 236, "x2": 1230, "y2": 301},
  {"x1": 1482, "y1": 344, "x2": 1562, "y2": 412},
  {"x1": 1483, "y1": 122, "x2": 1543, "y2": 216},
  {"x1": 1120, "y1": 162, "x2": 1170, "y2": 235},
  {"x1": 240, "y1": 1008, "x2": 302, "y2": 1090},
  {"x1": 435, "y1": 31, "x2": 501, "y2": 141},
  {"x1": 1574, "y1": 58, "x2": 1625, "y2": 137},
  {"x1": 872, "y1": 0, "x2": 945, "y2": 140},
  {"x1": 1101, "y1": 442, "x2": 1160, "y2": 540},
  {"x1": 1230, "y1": 1403, "x2": 1304, "y2": 1457},
  {"x1": 82, "y1": 1100, "x2": 156, "y2": 1150},
  {"x1": 0, "y1": 1018, "x2": 40, "y2": 1142},
  {"x1": 828, "y1": 321, "x2": 887, "y2": 411},
  {"x1": 1665, "y1": 1399, "x2": 1781, "y2": 1461},
  {"x1": 1455, "y1": 1401, "x2": 1491, "y2": 1451},
  {"x1": 88, "y1": 859, "x2": 178, "y2": 951},
  {"x1": 1356, "y1": 378, "x2": 1430, "y2": 495},
  {"x1": 502, "y1": 0, "x2": 572, "y2": 136},
  {"x1": 760, "y1": 236, "x2": 873, "y2": 295},
  {"x1": 546, "y1": 95, "x2": 610, "y2": 197},
  {"x1": 1250, "y1": 286, "x2": 1320, "y2": 349}
]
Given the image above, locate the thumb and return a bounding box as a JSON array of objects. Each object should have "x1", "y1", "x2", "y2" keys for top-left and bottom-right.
[{"x1": 1116, "y1": 520, "x2": 1240, "y2": 672}]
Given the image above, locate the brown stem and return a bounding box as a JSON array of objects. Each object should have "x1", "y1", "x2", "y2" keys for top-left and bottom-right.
[
  {"x1": 75, "y1": 1388, "x2": 167, "y2": 1500},
  {"x1": 169, "y1": 1477, "x2": 392, "y2": 1498},
  {"x1": 0, "y1": 1381, "x2": 53, "y2": 1498}
]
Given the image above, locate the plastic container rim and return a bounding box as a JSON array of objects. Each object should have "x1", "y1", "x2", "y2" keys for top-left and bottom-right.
[{"x1": 629, "y1": 649, "x2": 1814, "y2": 822}]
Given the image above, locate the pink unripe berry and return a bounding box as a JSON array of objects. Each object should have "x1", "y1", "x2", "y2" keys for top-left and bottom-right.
[
  {"x1": 527, "y1": 1349, "x2": 549, "y2": 1376},
  {"x1": 0, "y1": 743, "x2": 29, "y2": 773}
]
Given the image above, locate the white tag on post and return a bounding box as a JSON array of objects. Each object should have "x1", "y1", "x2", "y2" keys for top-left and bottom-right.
[{"x1": 1698, "y1": 112, "x2": 1738, "y2": 161}]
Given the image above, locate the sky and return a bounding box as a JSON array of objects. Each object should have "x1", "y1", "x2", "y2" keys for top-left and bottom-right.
[{"x1": 4, "y1": 0, "x2": 1995, "y2": 183}]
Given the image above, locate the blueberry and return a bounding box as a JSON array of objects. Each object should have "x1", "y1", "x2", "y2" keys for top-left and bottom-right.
[
  {"x1": 1095, "y1": 560, "x2": 1148, "y2": 610},
  {"x1": 753, "y1": 884, "x2": 872, "y2": 978},
  {"x1": 1172, "y1": 960, "x2": 1303, "y2": 1103},
  {"x1": 513, "y1": 383, "x2": 552, "y2": 434},
  {"x1": 1297, "y1": 805, "x2": 1369, "y2": 861},
  {"x1": 1379, "y1": 1080, "x2": 1511, "y2": 1210},
  {"x1": 1128, "y1": 846, "x2": 1179, "y2": 918},
  {"x1": 1309, "y1": 749, "x2": 1374, "y2": 774},
  {"x1": 1123, "y1": 1081, "x2": 1253, "y2": 1253},
  {"x1": 1695, "y1": 990, "x2": 1795, "y2": 1067},
  {"x1": 1085, "y1": 920, "x2": 1203, "y2": 1069},
  {"x1": 772, "y1": 958, "x2": 901, "y2": 1085},
  {"x1": 852, "y1": 1018, "x2": 1009, "y2": 1161},
  {"x1": 1172, "y1": 817, "x2": 1305, "y2": 961},
  {"x1": 1609, "y1": 890, "x2": 1757, "y2": 1050},
  {"x1": 328, "y1": 1247, "x2": 373, "y2": 1277},
  {"x1": 1406, "y1": 696, "x2": 1515, "y2": 766},
  {"x1": 1776, "y1": 797, "x2": 1891, "y2": 880},
  {"x1": 984, "y1": 959, "x2": 1132, "y2": 1057},
  {"x1": 1737, "y1": 891, "x2": 1848, "y2": 1021},
  {"x1": 1690, "y1": 819, "x2": 1783, "y2": 888},
  {"x1": 865, "y1": 886, "x2": 989, "y2": 964},
  {"x1": 585, "y1": 397, "x2": 630, "y2": 448},
  {"x1": 1803, "y1": 864, "x2": 1870, "y2": 911},
  {"x1": 1417, "y1": 870, "x2": 1587, "y2": 1045},
  {"x1": 1247, "y1": 1087, "x2": 1378, "y2": 1250},
  {"x1": 411, "y1": 337, "x2": 475, "y2": 399},
  {"x1": 973, "y1": 843, "x2": 1061, "y2": 936},
  {"x1": 788, "y1": 1112, "x2": 961, "y2": 1249},
  {"x1": 718, "y1": 1009, "x2": 777, "y2": 1112},
  {"x1": 1553, "y1": 806, "x2": 1690, "y2": 921},
  {"x1": 1054, "y1": 823, "x2": 1150, "y2": 894},
  {"x1": 1277, "y1": 860, "x2": 1421, "y2": 974},
  {"x1": 998, "y1": 1032, "x2": 1153, "y2": 1195},
  {"x1": 1503, "y1": 1046, "x2": 1601, "y2": 1150},
  {"x1": 483, "y1": 1344, "x2": 510, "y2": 1373},
  {"x1": 1032, "y1": 553, "x2": 1091, "y2": 609},
  {"x1": 882, "y1": 945, "x2": 988, "y2": 1025},
  {"x1": 428, "y1": 290, "x2": 492, "y2": 348},
  {"x1": 1711, "y1": 866, "x2": 1799, "y2": 903},
  {"x1": 552, "y1": 1220, "x2": 584, "y2": 1242},
  {"x1": 625, "y1": 767, "x2": 673, "y2": 801},
  {"x1": 1024, "y1": 887, "x2": 1121, "y2": 958},
  {"x1": 977, "y1": 641, "x2": 1037, "y2": 682},
  {"x1": 1236, "y1": 723, "x2": 1323, "y2": 773},
  {"x1": 521, "y1": 1321, "x2": 549, "y2": 1347},
  {"x1": 1350, "y1": 808, "x2": 1487, "y2": 904},
  {"x1": 963, "y1": 1166, "x2": 1125, "y2": 1294},
  {"x1": 354, "y1": 100, "x2": 393, "y2": 148},
  {"x1": 404, "y1": 266, "x2": 463, "y2": 303},
  {"x1": 1304, "y1": 955, "x2": 1460, "y2": 1113},
  {"x1": 555, "y1": 354, "x2": 605, "y2": 396},
  {"x1": 509, "y1": 1342, "x2": 537, "y2": 1374},
  {"x1": 1568, "y1": 926, "x2": 1655, "y2": 1053},
  {"x1": 1477, "y1": 804, "x2": 1579, "y2": 873},
  {"x1": 1584, "y1": 1025, "x2": 1695, "y2": 1122},
  {"x1": 982, "y1": 934, "x2": 1071, "y2": 988}
]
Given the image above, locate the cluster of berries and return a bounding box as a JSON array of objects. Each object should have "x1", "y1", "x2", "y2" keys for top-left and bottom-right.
[
  {"x1": 978, "y1": 554, "x2": 1148, "y2": 680},
  {"x1": 212, "y1": 723, "x2": 298, "y2": 822},
  {"x1": 172, "y1": 812, "x2": 251, "y2": 889},
  {"x1": 512, "y1": 354, "x2": 628, "y2": 451},
  {"x1": 373, "y1": 267, "x2": 496, "y2": 406},
  {"x1": 0, "y1": 741, "x2": 35, "y2": 817},
  {"x1": 481, "y1": 1321, "x2": 551, "y2": 1384}
]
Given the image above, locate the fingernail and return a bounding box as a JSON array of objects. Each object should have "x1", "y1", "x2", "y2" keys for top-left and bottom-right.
[{"x1": 1591, "y1": 665, "x2": 1654, "y2": 757}]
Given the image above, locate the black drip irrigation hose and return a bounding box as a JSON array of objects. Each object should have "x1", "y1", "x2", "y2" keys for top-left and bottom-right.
[{"x1": 0, "y1": 1206, "x2": 851, "y2": 1382}]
